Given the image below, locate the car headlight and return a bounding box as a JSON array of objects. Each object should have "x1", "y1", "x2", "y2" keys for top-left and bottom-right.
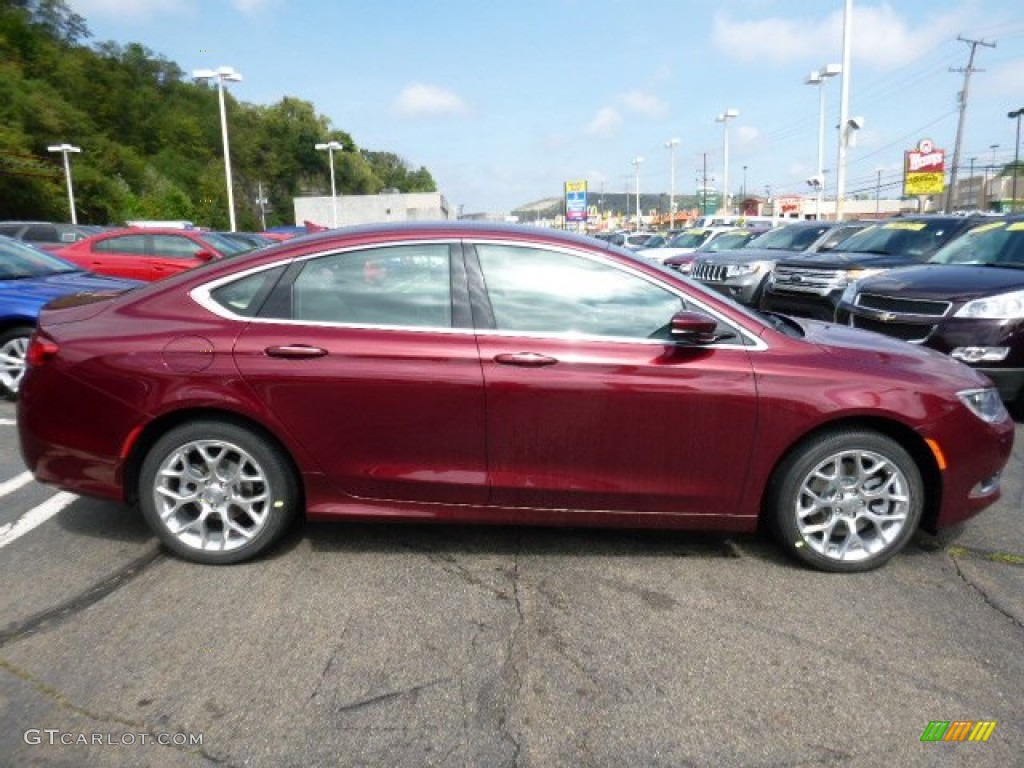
[
  {"x1": 957, "y1": 388, "x2": 1009, "y2": 424},
  {"x1": 954, "y1": 289, "x2": 1024, "y2": 320},
  {"x1": 725, "y1": 261, "x2": 770, "y2": 278}
]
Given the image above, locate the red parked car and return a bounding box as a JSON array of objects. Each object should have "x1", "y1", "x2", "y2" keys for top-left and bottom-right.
[
  {"x1": 18, "y1": 222, "x2": 1014, "y2": 571},
  {"x1": 52, "y1": 227, "x2": 246, "y2": 281}
]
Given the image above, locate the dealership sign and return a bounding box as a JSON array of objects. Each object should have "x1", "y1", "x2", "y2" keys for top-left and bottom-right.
[
  {"x1": 904, "y1": 139, "x2": 945, "y2": 196},
  {"x1": 564, "y1": 180, "x2": 588, "y2": 222}
]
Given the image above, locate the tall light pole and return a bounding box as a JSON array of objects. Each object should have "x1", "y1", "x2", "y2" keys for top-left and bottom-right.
[
  {"x1": 315, "y1": 140, "x2": 344, "y2": 227},
  {"x1": 1009, "y1": 108, "x2": 1023, "y2": 213},
  {"x1": 806, "y1": 64, "x2": 841, "y2": 220},
  {"x1": 835, "y1": 0, "x2": 853, "y2": 221},
  {"x1": 665, "y1": 138, "x2": 679, "y2": 229},
  {"x1": 632, "y1": 156, "x2": 644, "y2": 231},
  {"x1": 193, "y1": 66, "x2": 243, "y2": 231},
  {"x1": 47, "y1": 143, "x2": 81, "y2": 225},
  {"x1": 716, "y1": 109, "x2": 738, "y2": 214}
]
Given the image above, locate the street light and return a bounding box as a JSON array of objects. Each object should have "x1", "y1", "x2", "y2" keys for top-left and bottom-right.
[
  {"x1": 806, "y1": 64, "x2": 841, "y2": 220},
  {"x1": 47, "y1": 143, "x2": 81, "y2": 225},
  {"x1": 1009, "y1": 108, "x2": 1024, "y2": 213},
  {"x1": 315, "y1": 140, "x2": 344, "y2": 227},
  {"x1": 631, "y1": 156, "x2": 644, "y2": 231},
  {"x1": 665, "y1": 138, "x2": 679, "y2": 229},
  {"x1": 193, "y1": 66, "x2": 243, "y2": 231},
  {"x1": 715, "y1": 109, "x2": 739, "y2": 214}
]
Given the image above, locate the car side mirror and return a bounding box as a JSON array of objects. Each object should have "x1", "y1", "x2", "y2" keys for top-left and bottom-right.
[{"x1": 669, "y1": 310, "x2": 719, "y2": 345}]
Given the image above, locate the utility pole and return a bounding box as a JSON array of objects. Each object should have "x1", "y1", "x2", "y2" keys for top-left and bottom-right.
[{"x1": 945, "y1": 35, "x2": 996, "y2": 212}]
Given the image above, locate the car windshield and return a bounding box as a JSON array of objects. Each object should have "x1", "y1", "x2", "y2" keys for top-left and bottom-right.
[
  {"x1": 0, "y1": 237, "x2": 81, "y2": 278},
  {"x1": 749, "y1": 225, "x2": 830, "y2": 251},
  {"x1": 666, "y1": 230, "x2": 712, "y2": 249},
  {"x1": 928, "y1": 221, "x2": 1024, "y2": 267},
  {"x1": 696, "y1": 230, "x2": 756, "y2": 252},
  {"x1": 832, "y1": 220, "x2": 955, "y2": 258}
]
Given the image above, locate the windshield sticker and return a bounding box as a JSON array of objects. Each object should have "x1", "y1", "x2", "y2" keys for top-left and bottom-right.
[
  {"x1": 883, "y1": 222, "x2": 927, "y2": 231},
  {"x1": 969, "y1": 221, "x2": 1007, "y2": 234},
  {"x1": 1007, "y1": 222, "x2": 1024, "y2": 232}
]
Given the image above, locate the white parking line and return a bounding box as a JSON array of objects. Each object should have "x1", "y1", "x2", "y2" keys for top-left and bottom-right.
[
  {"x1": 0, "y1": 471, "x2": 34, "y2": 498},
  {"x1": 0, "y1": 492, "x2": 77, "y2": 548}
]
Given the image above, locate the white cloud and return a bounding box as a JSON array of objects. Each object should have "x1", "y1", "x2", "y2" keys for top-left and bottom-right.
[
  {"x1": 586, "y1": 107, "x2": 623, "y2": 138},
  {"x1": 712, "y1": 3, "x2": 970, "y2": 69},
  {"x1": 393, "y1": 83, "x2": 469, "y2": 118},
  {"x1": 621, "y1": 89, "x2": 668, "y2": 118}
]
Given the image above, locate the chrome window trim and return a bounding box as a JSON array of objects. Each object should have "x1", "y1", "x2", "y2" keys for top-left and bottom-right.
[{"x1": 190, "y1": 237, "x2": 768, "y2": 351}]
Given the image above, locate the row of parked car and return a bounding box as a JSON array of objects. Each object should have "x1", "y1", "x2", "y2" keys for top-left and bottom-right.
[
  {"x1": 0, "y1": 221, "x2": 286, "y2": 398},
  {"x1": 624, "y1": 214, "x2": 1023, "y2": 412}
]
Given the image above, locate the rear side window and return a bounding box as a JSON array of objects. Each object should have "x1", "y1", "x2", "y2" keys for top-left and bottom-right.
[
  {"x1": 289, "y1": 244, "x2": 453, "y2": 328},
  {"x1": 94, "y1": 234, "x2": 148, "y2": 254},
  {"x1": 210, "y1": 266, "x2": 287, "y2": 317},
  {"x1": 23, "y1": 224, "x2": 59, "y2": 242}
]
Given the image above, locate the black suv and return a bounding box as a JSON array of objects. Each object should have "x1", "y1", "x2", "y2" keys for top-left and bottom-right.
[
  {"x1": 761, "y1": 215, "x2": 986, "y2": 320},
  {"x1": 835, "y1": 217, "x2": 1024, "y2": 409}
]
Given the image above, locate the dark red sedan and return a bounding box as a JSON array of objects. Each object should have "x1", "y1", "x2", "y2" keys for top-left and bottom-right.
[
  {"x1": 52, "y1": 227, "x2": 246, "y2": 281},
  {"x1": 17, "y1": 222, "x2": 1014, "y2": 571}
]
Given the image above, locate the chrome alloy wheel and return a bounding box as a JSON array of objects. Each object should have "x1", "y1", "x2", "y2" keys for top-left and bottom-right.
[
  {"x1": 794, "y1": 448, "x2": 911, "y2": 563},
  {"x1": 0, "y1": 331, "x2": 29, "y2": 397},
  {"x1": 153, "y1": 439, "x2": 272, "y2": 553}
]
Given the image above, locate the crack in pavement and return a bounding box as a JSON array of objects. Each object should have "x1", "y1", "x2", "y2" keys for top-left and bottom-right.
[
  {"x1": 948, "y1": 551, "x2": 1024, "y2": 630},
  {"x1": 498, "y1": 537, "x2": 525, "y2": 767},
  {"x1": 0, "y1": 545, "x2": 165, "y2": 648},
  {"x1": 333, "y1": 676, "x2": 451, "y2": 715},
  {"x1": 0, "y1": 657, "x2": 234, "y2": 766}
]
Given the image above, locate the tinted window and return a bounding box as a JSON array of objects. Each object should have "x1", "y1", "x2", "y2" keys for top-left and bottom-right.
[
  {"x1": 476, "y1": 244, "x2": 683, "y2": 339},
  {"x1": 23, "y1": 224, "x2": 59, "y2": 242},
  {"x1": 94, "y1": 234, "x2": 148, "y2": 254},
  {"x1": 210, "y1": 266, "x2": 287, "y2": 316},
  {"x1": 290, "y1": 244, "x2": 452, "y2": 328},
  {"x1": 151, "y1": 235, "x2": 204, "y2": 259}
]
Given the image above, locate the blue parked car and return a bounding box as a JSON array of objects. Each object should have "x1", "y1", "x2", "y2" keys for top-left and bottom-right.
[{"x1": 0, "y1": 235, "x2": 139, "y2": 398}]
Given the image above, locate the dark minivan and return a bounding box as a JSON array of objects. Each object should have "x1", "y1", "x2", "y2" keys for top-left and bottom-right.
[
  {"x1": 836, "y1": 217, "x2": 1024, "y2": 410},
  {"x1": 762, "y1": 215, "x2": 986, "y2": 320}
]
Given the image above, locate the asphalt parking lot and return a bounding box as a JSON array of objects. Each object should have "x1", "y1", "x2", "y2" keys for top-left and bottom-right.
[{"x1": 0, "y1": 397, "x2": 1021, "y2": 767}]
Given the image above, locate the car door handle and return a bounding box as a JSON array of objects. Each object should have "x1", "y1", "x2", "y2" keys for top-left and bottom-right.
[
  {"x1": 493, "y1": 352, "x2": 558, "y2": 367},
  {"x1": 265, "y1": 345, "x2": 328, "y2": 359}
]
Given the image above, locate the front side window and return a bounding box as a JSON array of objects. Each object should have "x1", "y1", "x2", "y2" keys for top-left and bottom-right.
[
  {"x1": 151, "y1": 235, "x2": 205, "y2": 259},
  {"x1": 476, "y1": 244, "x2": 683, "y2": 339},
  {"x1": 290, "y1": 243, "x2": 452, "y2": 328}
]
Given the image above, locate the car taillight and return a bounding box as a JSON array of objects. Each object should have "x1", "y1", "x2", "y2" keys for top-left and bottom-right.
[{"x1": 26, "y1": 333, "x2": 59, "y2": 367}]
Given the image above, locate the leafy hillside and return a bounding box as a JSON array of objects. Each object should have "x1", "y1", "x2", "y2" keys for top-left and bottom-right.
[{"x1": 0, "y1": 0, "x2": 436, "y2": 229}]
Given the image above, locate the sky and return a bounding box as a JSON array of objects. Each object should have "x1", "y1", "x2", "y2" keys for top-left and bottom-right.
[{"x1": 66, "y1": 0, "x2": 1024, "y2": 215}]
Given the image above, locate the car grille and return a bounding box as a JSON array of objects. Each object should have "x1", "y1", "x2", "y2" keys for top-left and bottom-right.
[
  {"x1": 849, "y1": 316, "x2": 935, "y2": 342},
  {"x1": 691, "y1": 262, "x2": 727, "y2": 282},
  {"x1": 854, "y1": 292, "x2": 951, "y2": 317},
  {"x1": 772, "y1": 265, "x2": 841, "y2": 296}
]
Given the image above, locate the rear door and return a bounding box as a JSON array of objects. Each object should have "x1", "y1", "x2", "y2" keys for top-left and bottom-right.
[{"x1": 230, "y1": 241, "x2": 489, "y2": 505}]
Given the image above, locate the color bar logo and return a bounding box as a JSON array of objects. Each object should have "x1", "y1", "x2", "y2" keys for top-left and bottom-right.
[{"x1": 920, "y1": 721, "x2": 996, "y2": 742}]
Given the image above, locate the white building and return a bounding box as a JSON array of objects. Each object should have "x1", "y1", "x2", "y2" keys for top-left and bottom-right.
[{"x1": 293, "y1": 192, "x2": 451, "y2": 227}]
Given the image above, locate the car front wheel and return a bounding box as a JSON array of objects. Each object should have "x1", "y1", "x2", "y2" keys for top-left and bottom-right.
[
  {"x1": 139, "y1": 421, "x2": 298, "y2": 564},
  {"x1": 0, "y1": 325, "x2": 32, "y2": 399},
  {"x1": 770, "y1": 430, "x2": 923, "y2": 572}
]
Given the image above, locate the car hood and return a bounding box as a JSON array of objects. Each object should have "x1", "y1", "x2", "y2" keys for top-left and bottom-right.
[
  {"x1": 854, "y1": 264, "x2": 1024, "y2": 301},
  {"x1": 0, "y1": 271, "x2": 139, "y2": 305},
  {"x1": 695, "y1": 247, "x2": 790, "y2": 264},
  {"x1": 778, "y1": 251, "x2": 916, "y2": 269},
  {"x1": 792, "y1": 316, "x2": 992, "y2": 390}
]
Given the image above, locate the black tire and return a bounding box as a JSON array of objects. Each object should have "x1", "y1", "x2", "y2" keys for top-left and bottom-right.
[
  {"x1": 138, "y1": 420, "x2": 298, "y2": 564},
  {"x1": 769, "y1": 429, "x2": 923, "y2": 573},
  {"x1": 0, "y1": 325, "x2": 33, "y2": 400}
]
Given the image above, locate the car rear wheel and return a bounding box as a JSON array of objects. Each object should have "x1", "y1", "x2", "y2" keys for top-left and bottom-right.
[
  {"x1": 770, "y1": 430, "x2": 923, "y2": 572},
  {"x1": 0, "y1": 325, "x2": 32, "y2": 400},
  {"x1": 139, "y1": 421, "x2": 298, "y2": 564}
]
